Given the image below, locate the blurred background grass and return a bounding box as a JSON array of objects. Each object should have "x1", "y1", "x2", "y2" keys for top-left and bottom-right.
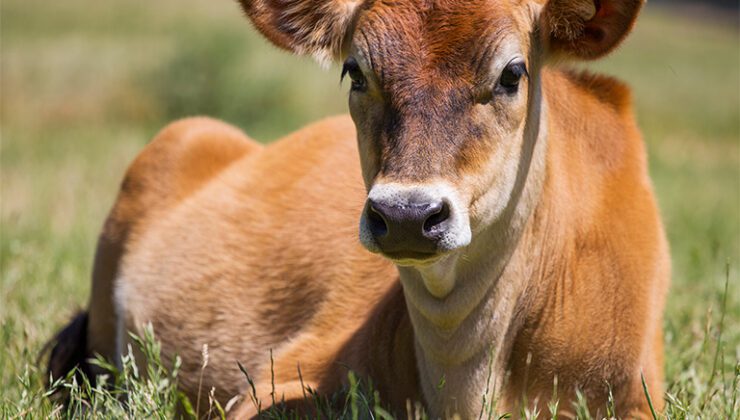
[{"x1": 1, "y1": 0, "x2": 738, "y2": 415}]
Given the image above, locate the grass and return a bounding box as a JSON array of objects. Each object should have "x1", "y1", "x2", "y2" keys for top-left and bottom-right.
[{"x1": 1, "y1": 0, "x2": 738, "y2": 418}]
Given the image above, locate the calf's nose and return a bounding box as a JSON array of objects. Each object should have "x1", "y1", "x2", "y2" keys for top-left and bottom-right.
[{"x1": 366, "y1": 198, "x2": 451, "y2": 257}]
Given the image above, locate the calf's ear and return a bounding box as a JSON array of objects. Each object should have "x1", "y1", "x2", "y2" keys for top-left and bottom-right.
[
  {"x1": 238, "y1": 0, "x2": 365, "y2": 66},
  {"x1": 541, "y1": 0, "x2": 644, "y2": 60}
]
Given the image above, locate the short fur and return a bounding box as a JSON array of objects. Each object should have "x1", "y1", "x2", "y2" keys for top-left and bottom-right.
[
  {"x1": 542, "y1": 0, "x2": 644, "y2": 59},
  {"x1": 239, "y1": 0, "x2": 364, "y2": 65},
  {"x1": 47, "y1": 0, "x2": 667, "y2": 418}
]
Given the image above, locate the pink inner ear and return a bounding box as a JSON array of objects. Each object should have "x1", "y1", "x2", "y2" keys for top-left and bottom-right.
[
  {"x1": 547, "y1": 0, "x2": 642, "y2": 59},
  {"x1": 585, "y1": 0, "x2": 610, "y2": 44},
  {"x1": 593, "y1": 0, "x2": 611, "y2": 21}
]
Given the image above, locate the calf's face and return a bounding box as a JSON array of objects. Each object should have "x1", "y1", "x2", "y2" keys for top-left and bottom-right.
[
  {"x1": 240, "y1": 0, "x2": 643, "y2": 265},
  {"x1": 348, "y1": 1, "x2": 537, "y2": 264}
]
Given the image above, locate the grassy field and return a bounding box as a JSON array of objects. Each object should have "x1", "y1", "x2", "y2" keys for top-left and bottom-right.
[{"x1": 1, "y1": 0, "x2": 738, "y2": 418}]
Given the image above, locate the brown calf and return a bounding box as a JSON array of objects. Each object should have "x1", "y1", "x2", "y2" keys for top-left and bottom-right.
[{"x1": 48, "y1": 0, "x2": 669, "y2": 417}]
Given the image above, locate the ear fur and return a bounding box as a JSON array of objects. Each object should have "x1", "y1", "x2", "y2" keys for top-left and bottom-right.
[
  {"x1": 541, "y1": 0, "x2": 644, "y2": 60},
  {"x1": 238, "y1": 0, "x2": 365, "y2": 66}
]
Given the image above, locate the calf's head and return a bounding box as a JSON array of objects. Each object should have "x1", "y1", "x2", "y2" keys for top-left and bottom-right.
[{"x1": 240, "y1": 0, "x2": 643, "y2": 265}]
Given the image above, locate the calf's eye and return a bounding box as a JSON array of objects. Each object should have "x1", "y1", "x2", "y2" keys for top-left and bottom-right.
[
  {"x1": 341, "y1": 58, "x2": 367, "y2": 92},
  {"x1": 497, "y1": 61, "x2": 528, "y2": 93}
]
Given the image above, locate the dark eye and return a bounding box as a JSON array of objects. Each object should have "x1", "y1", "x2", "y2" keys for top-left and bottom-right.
[
  {"x1": 497, "y1": 61, "x2": 528, "y2": 94},
  {"x1": 341, "y1": 58, "x2": 367, "y2": 92}
]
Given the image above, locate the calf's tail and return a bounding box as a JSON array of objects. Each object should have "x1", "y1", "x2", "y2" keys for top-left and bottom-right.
[{"x1": 41, "y1": 311, "x2": 93, "y2": 394}]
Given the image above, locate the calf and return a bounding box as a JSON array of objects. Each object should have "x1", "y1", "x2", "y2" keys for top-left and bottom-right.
[{"x1": 48, "y1": 0, "x2": 669, "y2": 417}]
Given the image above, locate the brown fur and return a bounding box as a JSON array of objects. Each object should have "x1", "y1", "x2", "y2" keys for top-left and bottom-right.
[
  {"x1": 505, "y1": 70, "x2": 669, "y2": 417},
  {"x1": 239, "y1": 0, "x2": 364, "y2": 64},
  {"x1": 48, "y1": 0, "x2": 667, "y2": 418},
  {"x1": 542, "y1": 0, "x2": 644, "y2": 59}
]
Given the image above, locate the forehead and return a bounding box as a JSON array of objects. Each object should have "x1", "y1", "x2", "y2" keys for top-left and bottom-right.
[{"x1": 353, "y1": 0, "x2": 530, "y2": 78}]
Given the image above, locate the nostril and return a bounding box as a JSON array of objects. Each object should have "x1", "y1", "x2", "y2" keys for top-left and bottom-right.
[
  {"x1": 423, "y1": 201, "x2": 450, "y2": 234},
  {"x1": 367, "y1": 205, "x2": 388, "y2": 237}
]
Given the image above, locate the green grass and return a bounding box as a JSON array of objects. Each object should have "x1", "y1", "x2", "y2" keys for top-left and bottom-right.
[{"x1": 1, "y1": 0, "x2": 738, "y2": 418}]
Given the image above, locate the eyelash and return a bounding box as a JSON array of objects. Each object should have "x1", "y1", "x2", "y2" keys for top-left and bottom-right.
[
  {"x1": 341, "y1": 58, "x2": 367, "y2": 92},
  {"x1": 475, "y1": 61, "x2": 528, "y2": 104},
  {"x1": 496, "y1": 61, "x2": 528, "y2": 94},
  {"x1": 341, "y1": 57, "x2": 527, "y2": 100}
]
